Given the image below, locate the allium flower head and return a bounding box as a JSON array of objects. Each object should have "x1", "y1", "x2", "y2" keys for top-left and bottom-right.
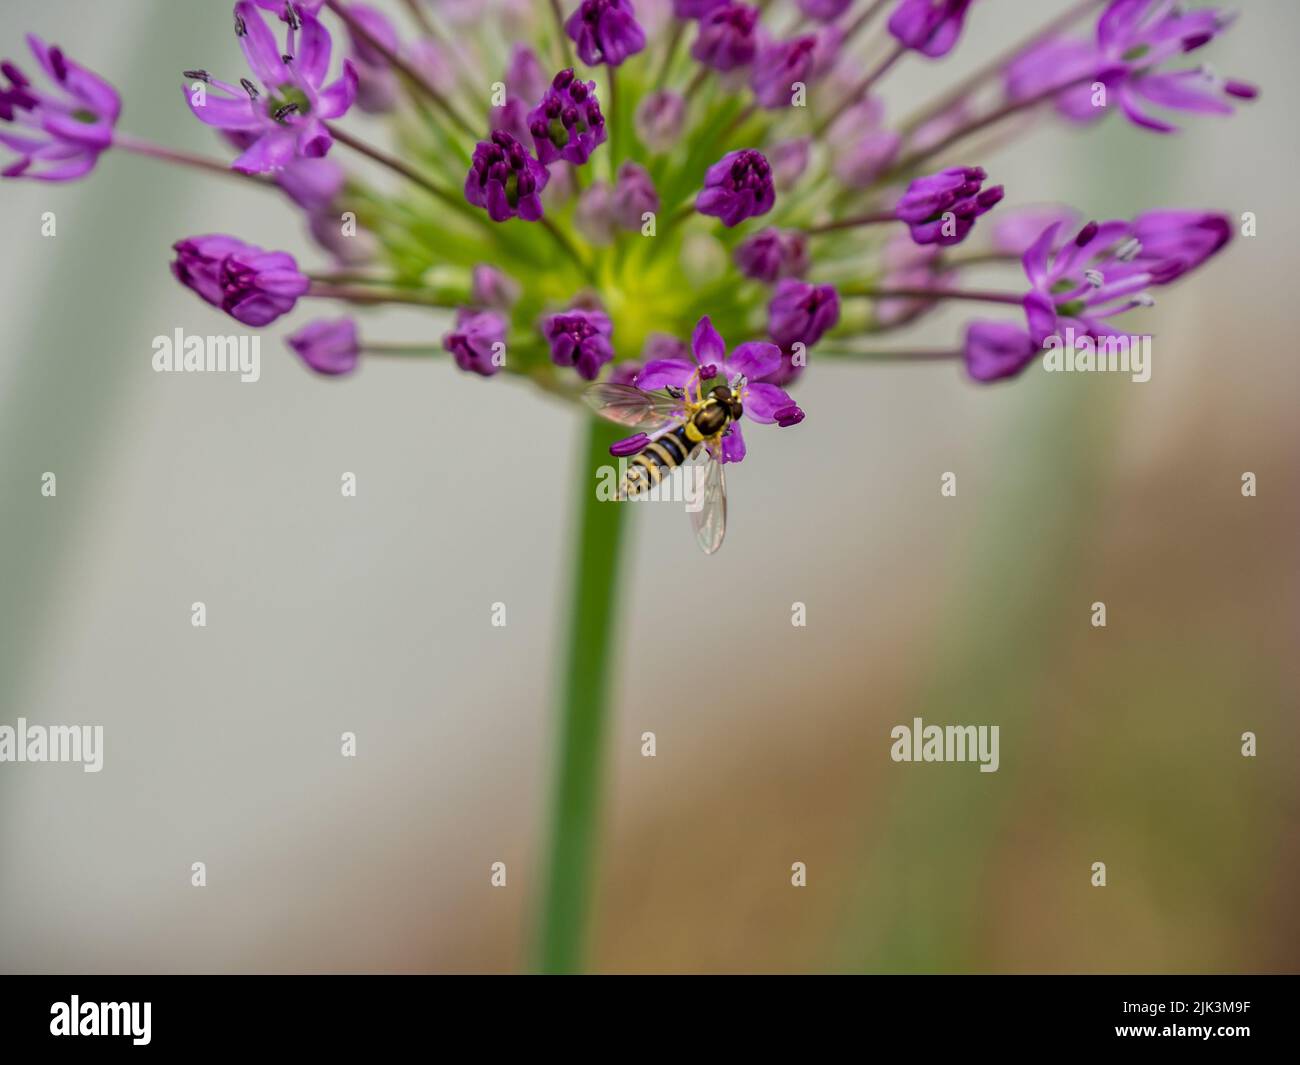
[
  {"x1": 465, "y1": 130, "x2": 550, "y2": 222},
  {"x1": 696, "y1": 148, "x2": 774, "y2": 226},
  {"x1": 288, "y1": 317, "x2": 360, "y2": 375},
  {"x1": 528, "y1": 69, "x2": 607, "y2": 167},
  {"x1": 888, "y1": 0, "x2": 976, "y2": 59},
  {"x1": 183, "y1": 1, "x2": 358, "y2": 173},
  {"x1": 768, "y1": 279, "x2": 840, "y2": 348},
  {"x1": 172, "y1": 234, "x2": 309, "y2": 327},
  {"x1": 443, "y1": 308, "x2": 507, "y2": 377},
  {"x1": 895, "y1": 166, "x2": 1003, "y2": 246},
  {"x1": 0, "y1": 35, "x2": 121, "y2": 181},
  {"x1": 545, "y1": 309, "x2": 616, "y2": 380},
  {"x1": 566, "y1": 0, "x2": 648, "y2": 67},
  {"x1": 692, "y1": 4, "x2": 760, "y2": 72}
]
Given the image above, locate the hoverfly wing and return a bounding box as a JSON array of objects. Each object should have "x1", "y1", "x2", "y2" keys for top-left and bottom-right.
[
  {"x1": 685, "y1": 446, "x2": 727, "y2": 555},
  {"x1": 583, "y1": 383, "x2": 682, "y2": 431}
]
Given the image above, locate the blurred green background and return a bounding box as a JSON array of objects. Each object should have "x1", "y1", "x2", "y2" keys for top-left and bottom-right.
[{"x1": 0, "y1": 0, "x2": 1296, "y2": 973}]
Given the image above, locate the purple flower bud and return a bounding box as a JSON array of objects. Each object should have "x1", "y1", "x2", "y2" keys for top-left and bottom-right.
[
  {"x1": 443, "y1": 308, "x2": 507, "y2": 377},
  {"x1": 307, "y1": 209, "x2": 379, "y2": 265},
  {"x1": 575, "y1": 179, "x2": 616, "y2": 245},
  {"x1": 287, "y1": 317, "x2": 360, "y2": 376},
  {"x1": 505, "y1": 44, "x2": 548, "y2": 104},
  {"x1": 673, "y1": 0, "x2": 727, "y2": 17},
  {"x1": 1129, "y1": 210, "x2": 1231, "y2": 283},
  {"x1": 798, "y1": 0, "x2": 852, "y2": 19},
  {"x1": 610, "y1": 360, "x2": 644, "y2": 385},
  {"x1": 692, "y1": 3, "x2": 759, "y2": 72},
  {"x1": 610, "y1": 432, "x2": 650, "y2": 457},
  {"x1": 545, "y1": 309, "x2": 616, "y2": 380},
  {"x1": 612, "y1": 162, "x2": 659, "y2": 230},
  {"x1": 894, "y1": 166, "x2": 1002, "y2": 246},
  {"x1": 0, "y1": 36, "x2": 120, "y2": 182},
  {"x1": 750, "y1": 34, "x2": 819, "y2": 109},
  {"x1": 527, "y1": 69, "x2": 607, "y2": 166},
  {"x1": 634, "y1": 90, "x2": 686, "y2": 153},
  {"x1": 769, "y1": 137, "x2": 812, "y2": 189},
  {"x1": 471, "y1": 264, "x2": 522, "y2": 311},
  {"x1": 767, "y1": 279, "x2": 840, "y2": 348},
  {"x1": 345, "y1": 3, "x2": 401, "y2": 114},
  {"x1": 464, "y1": 130, "x2": 550, "y2": 222},
  {"x1": 566, "y1": 0, "x2": 647, "y2": 68},
  {"x1": 888, "y1": 0, "x2": 975, "y2": 59},
  {"x1": 171, "y1": 234, "x2": 309, "y2": 327},
  {"x1": 734, "y1": 228, "x2": 809, "y2": 283},
  {"x1": 964, "y1": 320, "x2": 1040, "y2": 383},
  {"x1": 773, "y1": 403, "x2": 806, "y2": 427},
  {"x1": 696, "y1": 148, "x2": 775, "y2": 227}
]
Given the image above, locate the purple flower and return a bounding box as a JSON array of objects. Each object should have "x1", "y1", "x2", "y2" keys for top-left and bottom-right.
[
  {"x1": 443, "y1": 308, "x2": 507, "y2": 376},
  {"x1": 1004, "y1": 36, "x2": 1108, "y2": 124},
  {"x1": 609, "y1": 359, "x2": 644, "y2": 386},
  {"x1": 343, "y1": 2, "x2": 400, "y2": 114},
  {"x1": 1020, "y1": 218, "x2": 1163, "y2": 344},
  {"x1": 673, "y1": 0, "x2": 727, "y2": 17},
  {"x1": 471, "y1": 264, "x2": 522, "y2": 311},
  {"x1": 873, "y1": 234, "x2": 952, "y2": 328},
  {"x1": 894, "y1": 166, "x2": 1003, "y2": 246},
  {"x1": 750, "y1": 35, "x2": 819, "y2": 109},
  {"x1": 696, "y1": 148, "x2": 775, "y2": 227},
  {"x1": 767, "y1": 279, "x2": 840, "y2": 348},
  {"x1": 734, "y1": 229, "x2": 809, "y2": 283},
  {"x1": 964, "y1": 320, "x2": 1041, "y2": 382},
  {"x1": 634, "y1": 90, "x2": 685, "y2": 152},
  {"x1": 611, "y1": 162, "x2": 659, "y2": 230},
  {"x1": 574, "y1": 179, "x2": 616, "y2": 245},
  {"x1": 692, "y1": 4, "x2": 760, "y2": 72},
  {"x1": 888, "y1": 0, "x2": 975, "y2": 59},
  {"x1": 566, "y1": 0, "x2": 647, "y2": 67},
  {"x1": 634, "y1": 316, "x2": 801, "y2": 463},
  {"x1": 505, "y1": 44, "x2": 548, "y2": 105},
  {"x1": 545, "y1": 309, "x2": 616, "y2": 380},
  {"x1": 1129, "y1": 209, "x2": 1231, "y2": 282},
  {"x1": 464, "y1": 130, "x2": 549, "y2": 222},
  {"x1": 798, "y1": 0, "x2": 853, "y2": 21},
  {"x1": 172, "y1": 234, "x2": 309, "y2": 327},
  {"x1": 1029, "y1": 1, "x2": 1257, "y2": 134},
  {"x1": 287, "y1": 317, "x2": 360, "y2": 375},
  {"x1": 182, "y1": 2, "x2": 357, "y2": 174},
  {"x1": 769, "y1": 137, "x2": 811, "y2": 189},
  {"x1": 0, "y1": 35, "x2": 120, "y2": 182},
  {"x1": 829, "y1": 99, "x2": 901, "y2": 188},
  {"x1": 528, "y1": 68, "x2": 606, "y2": 167},
  {"x1": 991, "y1": 204, "x2": 1079, "y2": 256}
]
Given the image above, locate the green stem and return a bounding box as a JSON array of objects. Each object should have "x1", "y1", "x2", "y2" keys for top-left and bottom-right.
[{"x1": 535, "y1": 417, "x2": 629, "y2": 974}]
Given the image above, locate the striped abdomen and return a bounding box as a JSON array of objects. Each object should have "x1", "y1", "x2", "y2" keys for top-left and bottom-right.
[{"x1": 623, "y1": 425, "x2": 699, "y2": 498}]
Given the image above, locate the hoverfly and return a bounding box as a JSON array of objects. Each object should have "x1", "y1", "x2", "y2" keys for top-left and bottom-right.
[{"x1": 583, "y1": 366, "x2": 742, "y2": 554}]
